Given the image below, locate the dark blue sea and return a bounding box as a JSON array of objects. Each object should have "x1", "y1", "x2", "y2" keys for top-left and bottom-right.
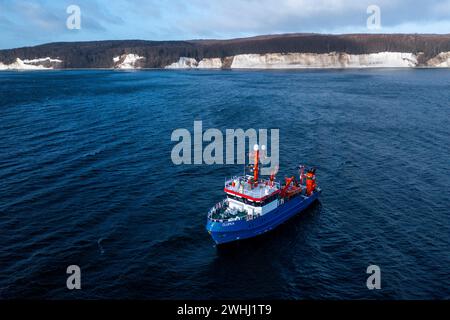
[{"x1": 0, "y1": 69, "x2": 449, "y2": 299}]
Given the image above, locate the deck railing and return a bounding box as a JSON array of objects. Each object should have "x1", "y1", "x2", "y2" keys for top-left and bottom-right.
[
  {"x1": 207, "y1": 198, "x2": 230, "y2": 222},
  {"x1": 224, "y1": 175, "x2": 281, "y2": 189}
]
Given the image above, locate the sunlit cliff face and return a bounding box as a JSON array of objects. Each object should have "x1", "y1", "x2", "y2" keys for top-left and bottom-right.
[
  {"x1": 165, "y1": 51, "x2": 450, "y2": 69},
  {"x1": 2, "y1": 51, "x2": 450, "y2": 70}
]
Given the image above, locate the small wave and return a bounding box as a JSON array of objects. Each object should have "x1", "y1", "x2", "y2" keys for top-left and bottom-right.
[{"x1": 97, "y1": 238, "x2": 105, "y2": 254}]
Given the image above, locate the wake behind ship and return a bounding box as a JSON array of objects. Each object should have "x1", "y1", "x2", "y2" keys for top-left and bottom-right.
[{"x1": 206, "y1": 144, "x2": 321, "y2": 244}]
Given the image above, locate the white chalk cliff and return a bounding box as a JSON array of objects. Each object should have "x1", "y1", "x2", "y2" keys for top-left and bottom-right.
[
  {"x1": 197, "y1": 58, "x2": 223, "y2": 69},
  {"x1": 165, "y1": 57, "x2": 223, "y2": 69},
  {"x1": 425, "y1": 51, "x2": 450, "y2": 67},
  {"x1": 2, "y1": 51, "x2": 450, "y2": 70},
  {"x1": 113, "y1": 54, "x2": 146, "y2": 69},
  {"x1": 0, "y1": 57, "x2": 62, "y2": 70},
  {"x1": 230, "y1": 52, "x2": 418, "y2": 68},
  {"x1": 165, "y1": 51, "x2": 450, "y2": 69},
  {"x1": 165, "y1": 57, "x2": 198, "y2": 69}
]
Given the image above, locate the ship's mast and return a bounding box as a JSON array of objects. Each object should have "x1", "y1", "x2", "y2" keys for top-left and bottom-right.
[{"x1": 253, "y1": 144, "x2": 259, "y2": 182}]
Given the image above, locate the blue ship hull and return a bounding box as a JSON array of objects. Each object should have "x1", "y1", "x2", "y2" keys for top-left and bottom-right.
[{"x1": 206, "y1": 191, "x2": 319, "y2": 245}]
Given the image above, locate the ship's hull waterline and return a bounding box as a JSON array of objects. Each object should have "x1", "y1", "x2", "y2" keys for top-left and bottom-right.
[{"x1": 206, "y1": 191, "x2": 320, "y2": 245}]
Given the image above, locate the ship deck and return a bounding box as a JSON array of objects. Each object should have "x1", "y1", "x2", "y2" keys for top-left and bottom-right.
[
  {"x1": 210, "y1": 207, "x2": 247, "y2": 221},
  {"x1": 209, "y1": 200, "x2": 248, "y2": 222},
  {"x1": 224, "y1": 175, "x2": 280, "y2": 201}
]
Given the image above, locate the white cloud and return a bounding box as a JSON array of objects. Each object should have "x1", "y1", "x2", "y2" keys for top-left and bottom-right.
[
  {"x1": 151, "y1": 0, "x2": 450, "y2": 38},
  {"x1": 1, "y1": 0, "x2": 450, "y2": 49}
]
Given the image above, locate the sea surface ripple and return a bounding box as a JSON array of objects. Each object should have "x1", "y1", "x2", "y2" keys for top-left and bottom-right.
[{"x1": 0, "y1": 69, "x2": 449, "y2": 299}]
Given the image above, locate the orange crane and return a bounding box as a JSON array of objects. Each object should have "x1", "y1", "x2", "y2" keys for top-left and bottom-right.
[{"x1": 280, "y1": 176, "x2": 302, "y2": 198}]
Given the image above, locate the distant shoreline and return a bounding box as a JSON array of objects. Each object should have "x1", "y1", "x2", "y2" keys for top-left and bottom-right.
[
  {"x1": 1, "y1": 66, "x2": 450, "y2": 72},
  {"x1": 1, "y1": 33, "x2": 450, "y2": 70}
]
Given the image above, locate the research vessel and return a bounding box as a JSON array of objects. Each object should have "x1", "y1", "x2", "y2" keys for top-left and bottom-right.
[{"x1": 206, "y1": 144, "x2": 321, "y2": 244}]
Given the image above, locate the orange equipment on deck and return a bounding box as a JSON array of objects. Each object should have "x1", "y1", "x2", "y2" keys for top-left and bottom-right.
[
  {"x1": 305, "y1": 169, "x2": 317, "y2": 196},
  {"x1": 280, "y1": 176, "x2": 302, "y2": 198}
]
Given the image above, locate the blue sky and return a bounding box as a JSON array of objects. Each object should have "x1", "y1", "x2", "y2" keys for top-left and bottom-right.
[{"x1": 1, "y1": 0, "x2": 449, "y2": 49}]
